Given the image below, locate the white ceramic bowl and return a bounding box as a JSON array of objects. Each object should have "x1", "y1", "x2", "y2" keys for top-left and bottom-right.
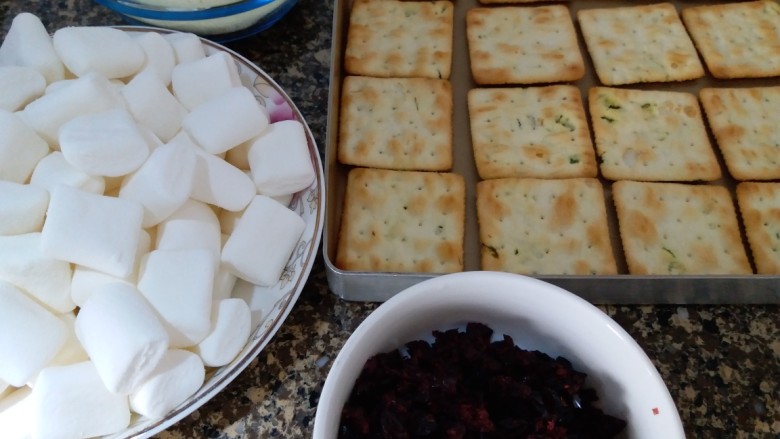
[{"x1": 314, "y1": 272, "x2": 685, "y2": 439}]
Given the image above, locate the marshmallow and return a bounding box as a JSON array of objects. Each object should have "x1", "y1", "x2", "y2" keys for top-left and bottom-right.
[
  {"x1": 121, "y1": 69, "x2": 187, "y2": 142},
  {"x1": 213, "y1": 264, "x2": 238, "y2": 302},
  {"x1": 194, "y1": 298, "x2": 251, "y2": 367},
  {"x1": 20, "y1": 72, "x2": 125, "y2": 146},
  {"x1": 0, "y1": 13, "x2": 64, "y2": 84},
  {"x1": 29, "y1": 151, "x2": 105, "y2": 195},
  {"x1": 75, "y1": 283, "x2": 169, "y2": 395},
  {"x1": 171, "y1": 51, "x2": 240, "y2": 110},
  {"x1": 155, "y1": 199, "x2": 222, "y2": 263},
  {"x1": 0, "y1": 181, "x2": 48, "y2": 235},
  {"x1": 249, "y1": 120, "x2": 315, "y2": 197},
  {"x1": 190, "y1": 147, "x2": 256, "y2": 211},
  {"x1": 0, "y1": 66, "x2": 45, "y2": 111},
  {"x1": 218, "y1": 207, "x2": 243, "y2": 235},
  {"x1": 133, "y1": 31, "x2": 176, "y2": 85},
  {"x1": 137, "y1": 249, "x2": 215, "y2": 348},
  {"x1": 46, "y1": 313, "x2": 89, "y2": 368},
  {"x1": 0, "y1": 386, "x2": 33, "y2": 439},
  {"x1": 118, "y1": 140, "x2": 197, "y2": 228},
  {"x1": 0, "y1": 110, "x2": 49, "y2": 184},
  {"x1": 52, "y1": 26, "x2": 145, "y2": 79},
  {"x1": 0, "y1": 233, "x2": 74, "y2": 313},
  {"x1": 183, "y1": 86, "x2": 269, "y2": 154},
  {"x1": 129, "y1": 349, "x2": 205, "y2": 419},
  {"x1": 164, "y1": 32, "x2": 206, "y2": 65},
  {"x1": 59, "y1": 108, "x2": 150, "y2": 177},
  {"x1": 222, "y1": 195, "x2": 305, "y2": 286},
  {"x1": 30, "y1": 362, "x2": 130, "y2": 439},
  {"x1": 41, "y1": 185, "x2": 144, "y2": 278},
  {"x1": 231, "y1": 278, "x2": 281, "y2": 330},
  {"x1": 0, "y1": 281, "x2": 68, "y2": 386}
]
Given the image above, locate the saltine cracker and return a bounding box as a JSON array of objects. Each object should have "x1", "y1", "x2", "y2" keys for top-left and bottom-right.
[
  {"x1": 613, "y1": 181, "x2": 752, "y2": 275},
  {"x1": 681, "y1": 1, "x2": 780, "y2": 79},
  {"x1": 476, "y1": 178, "x2": 617, "y2": 275},
  {"x1": 336, "y1": 168, "x2": 465, "y2": 273},
  {"x1": 338, "y1": 76, "x2": 453, "y2": 171},
  {"x1": 578, "y1": 3, "x2": 704, "y2": 85},
  {"x1": 467, "y1": 85, "x2": 596, "y2": 179},
  {"x1": 466, "y1": 5, "x2": 585, "y2": 85},
  {"x1": 736, "y1": 182, "x2": 780, "y2": 274},
  {"x1": 589, "y1": 87, "x2": 721, "y2": 181},
  {"x1": 699, "y1": 86, "x2": 780, "y2": 180},
  {"x1": 344, "y1": 0, "x2": 454, "y2": 79}
]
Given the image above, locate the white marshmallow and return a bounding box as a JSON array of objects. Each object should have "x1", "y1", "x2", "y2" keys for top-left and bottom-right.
[
  {"x1": 212, "y1": 264, "x2": 237, "y2": 302},
  {"x1": 118, "y1": 140, "x2": 197, "y2": 228},
  {"x1": 183, "y1": 86, "x2": 269, "y2": 154},
  {"x1": 46, "y1": 313, "x2": 89, "y2": 368},
  {"x1": 59, "y1": 108, "x2": 150, "y2": 177},
  {"x1": 20, "y1": 72, "x2": 124, "y2": 146},
  {"x1": 41, "y1": 185, "x2": 144, "y2": 278},
  {"x1": 190, "y1": 147, "x2": 256, "y2": 212},
  {"x1": 249, "y1": 120, "x2": 315, "y2": 197},
  {"x1": 164, "y1": 32, "x2": 206, "y2": 65},
  {"x1": 137, "y1": 249, "x2": 215, "y2": 348},
  {"x1": 129, "y1": 349, "x2": 205, "y2": 419},
  {"x1": 0, "y1": 233, "x2": 74, "y2": 313},
  {"x1": 0, "y1": 181, "x2": 48, "y2": 235},
  {"x1": 194, "y1": 298, "x2": 251, "y2": 367},
  {"x1": 52, "y1": 26, "x2": 145, "y2": 79},
  {"x1": 271, "y1": 192, "x2": 294, "y2": 207},
  {"x1": 155, "y1": 199, "x2": 222, "y2": 264},
  {"x1": 230, "y1": 278, "x2": 281, "y2": 330},
  {"x1": 171, "y1": 51, "x2": 240, "y2": 110},
  {"x1": 222, "y1": 195, "x2": 305, "y2": 286},
  {"x1": 30, "y1": 362, "x2": 130, "y2": 439},
  {"x1": 133, "y1": 31, "x2": 176, "y2": 85},
  {"x1": 0, "y1": 281, "x2": 68, "y2": 387},
  {"x1": 121, "y1": 69, "x2": 187, "y2": 142},
  {"x1": 29, "y1": 151, "x2": 105, "y2": 194},
  {"x1": 75, "y1": 283, "x2": 169, "y2": 395},
  {"x1": 0, "y1": 66, "x2": 45, "y2": 111},
  {"x1": 0, "y1": 110, "x2": 49, "y2": 184},
  {"x1": 0, "y1": 386, "x2": 33, "y2": 439},
  {"x1": 0, "y1": 13, "x2": 64, "y2": 84}
]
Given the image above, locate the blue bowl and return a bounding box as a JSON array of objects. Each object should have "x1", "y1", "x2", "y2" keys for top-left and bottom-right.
[{"x1": 94, "y1": 0, "x2": 298, "y2": 42}]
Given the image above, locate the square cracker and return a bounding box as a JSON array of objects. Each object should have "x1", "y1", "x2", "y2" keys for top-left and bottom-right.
[
  {"x1": 466, "y1": 6, "x2": 585, "y2": 85},
  {"x1": 736, "y1": 182, "x2": 780, "y2": 274},
  {"x1": 476, "y1": 178, "x2": 617, "y2": 275},
  {"x1": 467, "y1": 85, "x2": 597, "y2": 179},
  {"x1": 589, "y1": 87, "x2": 721, "y2": 182},
  {"x1": 681, "y1": 1, "x2": 780, "y2": 79},
  {"x1": 578, "y1": 3, "x2": 704, "y2": 85},
  {"x1": 338, "y1": 76, "x2": 453, "y2": 171},
  {"x1": 344, "y1": 0, "x2": 453, "y2": 79},
  {"x1": 336, "y1": 167, "x2": 465, "y2": 273},
  {"x1": 613, "y1": 181, "x2": 752, "y2": 275},
  {"x1": 699, "y1": 86, "x2": 780, "y2": 181}
]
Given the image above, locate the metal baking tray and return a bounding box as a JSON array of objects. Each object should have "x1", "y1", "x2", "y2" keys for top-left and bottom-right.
[{"x1": 323, "y1": 0, "x2": 780, "y2": 304}]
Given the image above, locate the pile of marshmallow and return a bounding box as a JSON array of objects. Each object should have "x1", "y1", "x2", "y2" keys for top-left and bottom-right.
[{"x1": 0, "y1": 12, "x2": 317, "y2": 439}]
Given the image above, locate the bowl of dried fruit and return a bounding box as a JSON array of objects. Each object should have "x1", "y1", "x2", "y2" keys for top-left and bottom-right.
[{"x1": 313, "y1": 271, "x2": 684, "y2": 439}]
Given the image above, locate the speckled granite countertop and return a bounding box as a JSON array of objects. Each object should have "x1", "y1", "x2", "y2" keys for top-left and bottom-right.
[{"x1": 2, "y1": 1, "x2": 779, "y2": 437}]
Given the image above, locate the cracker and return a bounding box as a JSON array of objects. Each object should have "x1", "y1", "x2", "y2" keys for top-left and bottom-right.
[
  {"x1": 476, "y1": 178, "x2": 617, "y2": 275},
  {"x1": 467, "y1": 85, "x2": 596, "y2": 179},
  {"x1": 613, "y1": 181, "x2": 752, "y2": 275},
  {"x1": 344, "y1": 0, "x2": 453, "y2": 79},
  {"x1": 589, "y1": 87, "x2": 721, "y2": 181},
  {"x1": 466, "y1": 6, "x2": 585, "y2": 85},
  {"x1": 699, "y1": 86, "x2": 780, "y2": 181},
  {"x1": 736, "y1": 182, "x2": 780, "y2": 274},
  {"x1": 578, "y1": 3, "x2": 704, "y2": 85},
  {"x1": 338, "y1": 76, "x2": 453, "y2": 171},
  {"x1": 335, "y1": 167, "x2": 465, "y2": 273},
  {"x1": 681, "y1": 1, "x2": 780, "y2": 79}
]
